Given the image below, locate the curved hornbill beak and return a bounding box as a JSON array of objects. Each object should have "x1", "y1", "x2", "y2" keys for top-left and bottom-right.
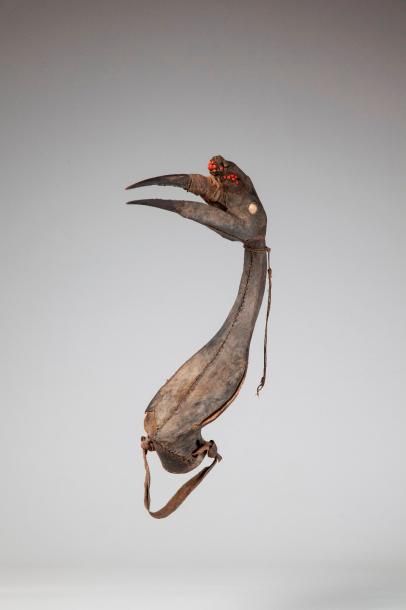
[
  {"x1": 125, "y1": 174, "x2": 190, "y2": 191},
  {"x1": 125, "y1": 173, "x2": 247, "y2": 242}
]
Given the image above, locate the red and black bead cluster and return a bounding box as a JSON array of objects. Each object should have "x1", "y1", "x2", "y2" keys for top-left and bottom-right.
[
  {"x1": 207, "y1": 159, "x2": 239, "y2": 185},
  {"x1": 208, "y1": 159, "x2": 222, "y2": 172},
  {"x1": 221, "y1": 172, "x2": 239, "y2": 184}
]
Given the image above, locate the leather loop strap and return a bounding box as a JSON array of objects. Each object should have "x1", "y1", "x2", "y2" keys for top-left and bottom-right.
[{"x1": 141, "y1": 438, "x2": 221, "y2": 519}]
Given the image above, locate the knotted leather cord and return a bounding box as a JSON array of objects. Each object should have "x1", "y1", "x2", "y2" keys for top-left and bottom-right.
[
  {"x1": 243, "y1": 244, "x2": 272, "y2": 395},
  {"x1": 141, "y1": 437, "x2": 221, "y2": 519}
]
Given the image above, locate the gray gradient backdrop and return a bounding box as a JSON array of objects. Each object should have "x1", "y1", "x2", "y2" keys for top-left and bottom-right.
[{"x1": 1, "y1": 1, "x2": 405, "y2": 608}]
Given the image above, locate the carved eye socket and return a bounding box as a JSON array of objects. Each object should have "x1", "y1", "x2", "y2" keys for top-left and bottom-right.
[{"x1": 248, "y1": 202, "x2": 258, "y2": 214}]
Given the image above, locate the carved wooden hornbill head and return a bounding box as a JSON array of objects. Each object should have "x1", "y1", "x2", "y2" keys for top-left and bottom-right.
[{"x1": 126, "y1": 155, "x2": 267, "y2": 244}]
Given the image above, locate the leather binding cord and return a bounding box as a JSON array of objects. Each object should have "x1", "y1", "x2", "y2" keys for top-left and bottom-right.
[
  {"x1": 243, "y1": 244, "x2": 272, "y2": 395},
  {"x1": 141, "y1": 437, "x2": 221, "y2": 519}
]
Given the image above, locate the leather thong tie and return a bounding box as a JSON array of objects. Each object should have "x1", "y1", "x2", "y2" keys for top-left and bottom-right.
[
  {"x1": 243, "y1": 244, "x2": 272, "y2": 395},
  {"x1": 141, "y1": 436, "x2": 222, "y2": 519}
]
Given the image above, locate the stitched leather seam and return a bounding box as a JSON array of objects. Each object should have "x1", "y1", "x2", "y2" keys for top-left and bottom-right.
[
  {"x1": 156, "y1": 251, "x2": 254, "y2": 434},
  {"x1": 152, "y1": 439, "x2": 195, "y2": 464}
]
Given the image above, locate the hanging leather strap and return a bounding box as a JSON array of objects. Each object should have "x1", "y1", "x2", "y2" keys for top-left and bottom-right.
[
  {"x1": 141, "y1": 437, "x2": 221, "y2": 519},
  {"x1": 244, "y1": 244, "x2": 272, "y2": 395}
]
